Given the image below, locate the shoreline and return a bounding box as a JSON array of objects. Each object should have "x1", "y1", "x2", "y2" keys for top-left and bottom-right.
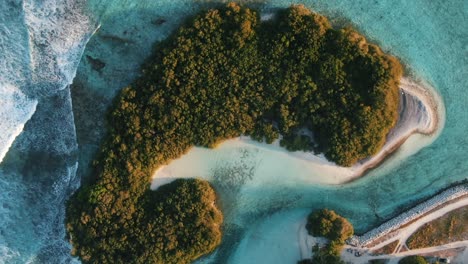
[
  {"x1": 151, "y1": 78, "x2": 445, "y2": 190},
  {"x1": 152, "y1": 77, "x2": 444, "y2": 188},
  {"x1": 249, "y1": 76, "x2": 444, "y2": 183},
  {"x1": 348, "y1": 183, "x2": 468, "y2": 247},
  {"x1": 296, "y1": 183, "x2": 468, "y2": 263},
  {"x1": 356, "y1": 178, "x2": 468, "y2": 238},
  {"x1": 340, "y1": 77, "x2": 445, "y2": 183},
  {"x1": 298, "y1": 219, "x2": 328, "y2": 260}
]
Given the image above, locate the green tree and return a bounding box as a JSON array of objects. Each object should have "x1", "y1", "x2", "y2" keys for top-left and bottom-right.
[
  {"x1": 301, "y1": 209, "x2": 354, "y2": 264},
  {"x1": 67, "y1": 3, "x2": 402, "y2": 263},
  {"x1": 306, "y1": 209, "x2": 354, "y2": 244}
]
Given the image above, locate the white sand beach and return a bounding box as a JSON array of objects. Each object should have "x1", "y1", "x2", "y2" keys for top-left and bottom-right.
[{"x1": 151, "y1": 77, "x2": 444, "y2": 189}]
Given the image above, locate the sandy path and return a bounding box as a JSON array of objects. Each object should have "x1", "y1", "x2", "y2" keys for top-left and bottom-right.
[
  {"x1": 340, "y1": 197, "x2": 468, "y2": 263},
  {"x1": 341, "y1": 240, "x2": 468, "y2": 264},
  {"x1": 394, "y1": 197, "x2": 468, "y2": 253},
  {"x1": 388, "y1": 241, "x2": 468, "y2": 264},
  {"x1": 364, "y1": 197, "x2": 468, "y2": 252}
]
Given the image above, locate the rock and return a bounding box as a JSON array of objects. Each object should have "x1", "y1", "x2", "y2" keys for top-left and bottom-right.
[{"x1": 350, "y1": 184, "x2": 468, "y2": 247}]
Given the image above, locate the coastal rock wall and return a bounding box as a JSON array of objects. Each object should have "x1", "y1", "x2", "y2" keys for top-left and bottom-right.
[{"x1": 349, "y1": 183, "x2": 468, "y2": 247}]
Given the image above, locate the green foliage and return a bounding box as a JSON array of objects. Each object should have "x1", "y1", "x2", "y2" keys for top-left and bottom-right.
[
  {"x1": 306, "y1": 209, "x2": 354, "y2": 244},
  {"x1": 301, "y1": 209, "x2": 354, "y2": 264},
  {"x1": 67, "y1": 179, "x2": 222, "y2": 264},
  {"x1": 398, "y1": 255, "x2": 428, "y2": 264},
  {"x1": 259, "y1": 5, "x2": 401, "y2": 165},
  {"x1": 67, "y1": 2, "x2": 401, "y2": 263},
  {"x1": 280, "y1": 133, "x2": 314, "y2": 152},
  {"x1": 309, "y1": 242, "x2": 345, "y2": 264}
]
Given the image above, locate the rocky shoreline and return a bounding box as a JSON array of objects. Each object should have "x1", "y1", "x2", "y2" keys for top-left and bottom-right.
[{"x1": 349, "y1": 182, "x2": 468, "y2": 247}]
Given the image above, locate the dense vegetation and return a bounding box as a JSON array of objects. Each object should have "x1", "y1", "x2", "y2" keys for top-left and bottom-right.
[
  {"x1": 300, "y1": 209, "x2": 354, "y2": 264},
  {"x1": 407, "y1": 205, "x2": 468, "y2": 249},
  {"x1": 67, "y1": 3, "x2": 401, "y2": 263},
  {"x1": 306, "y1": 209, "x2": 354, "y2": 244},
  {"x1": 67, "y1": 179, "x2": 222, "y2": 263},
  {"x1": 398, "y1": 255, "x2": 428, "y2": 264}
]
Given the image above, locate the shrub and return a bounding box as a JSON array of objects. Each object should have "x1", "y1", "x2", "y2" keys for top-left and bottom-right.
[
  {"x1": 306, "y1": 209, "x2": 354, "y2": 244},
  {"x1": 302, "y1": 209, "x2": 354, "y2": 264}
]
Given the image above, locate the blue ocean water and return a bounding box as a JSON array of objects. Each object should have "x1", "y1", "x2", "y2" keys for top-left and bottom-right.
[{"x1": 0, "y1": 0, "x2": 466, "y2": 263}]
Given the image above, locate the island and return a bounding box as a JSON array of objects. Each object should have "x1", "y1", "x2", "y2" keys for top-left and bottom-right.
[
  {"x1": 67, "y1": 3, "x2": 409, "y2": 263},
  {"x1": 299, "y1": 209, "x2": 354, "y2": 264}
]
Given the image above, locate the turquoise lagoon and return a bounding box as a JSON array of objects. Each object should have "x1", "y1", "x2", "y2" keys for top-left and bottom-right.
[{"x1": 0, "y1": 0, "x2": 466, "y2": 263}]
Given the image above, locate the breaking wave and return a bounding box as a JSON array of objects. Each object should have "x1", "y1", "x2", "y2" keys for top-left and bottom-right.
[{"x1": 0, "y1": 0, "x2": 94, "y2": 262}]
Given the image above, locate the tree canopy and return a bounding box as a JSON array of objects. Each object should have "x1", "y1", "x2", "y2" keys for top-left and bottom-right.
[
  {"x1": 301, "y1": 209, "x2": 354, "y2": 264},
  {"x1": 67, "y1": 179, "x2": 222, "y2": 263},
  {"x1": 67, "y1": 3, "x2": 402, "y2": 263},
  {"x1": 306, "y1": 209, "x2": 354, "y2": 244}
]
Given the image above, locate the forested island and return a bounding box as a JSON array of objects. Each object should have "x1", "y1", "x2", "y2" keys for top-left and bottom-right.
[{"x1": 67, "y1": 3, "x2": 402, "y2": 263}]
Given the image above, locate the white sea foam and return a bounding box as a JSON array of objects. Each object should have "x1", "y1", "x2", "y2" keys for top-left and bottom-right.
[
  {"x1": 0, "y1": 83, "x2": 37, "y2": 163},
  {"x1": 22, "y1": 0, "x2": 94, "y2": 96},
  {"x1": 0, "y1": 246, "x2": 20, "y2": 264},
  {"x1": 0, "y1": 0, "x2": 94, "y2": 163},
  {"x1": 0, "y1": 0, "x2": 94, "y2": 262},
  {"x1": 0, "y1": 0, "x2": 458, "y2": 263}
]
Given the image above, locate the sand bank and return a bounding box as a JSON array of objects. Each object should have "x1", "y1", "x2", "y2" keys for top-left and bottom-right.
[
  {"x1": 151, "y1": 77, "x2": 444, "y2": 189},
  {"x1": 342, "y1": 77, "x2": 445, "y2": 181},
  {"x1": 298, "y1": 220, "x2": 328, "y2": 260}
]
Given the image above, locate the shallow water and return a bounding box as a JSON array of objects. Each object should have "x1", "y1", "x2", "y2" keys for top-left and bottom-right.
[{"x1": 0, "y1": 0, "x2": 466, "y2": 263}]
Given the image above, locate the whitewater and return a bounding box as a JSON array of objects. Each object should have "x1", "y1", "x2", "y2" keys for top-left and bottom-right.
[
  {"x1": 1, "y1": 0, "x2": 466, "y2": 263},
  {"x1": 0, "y1": 0, "x2": 94, "y2": 262}
]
